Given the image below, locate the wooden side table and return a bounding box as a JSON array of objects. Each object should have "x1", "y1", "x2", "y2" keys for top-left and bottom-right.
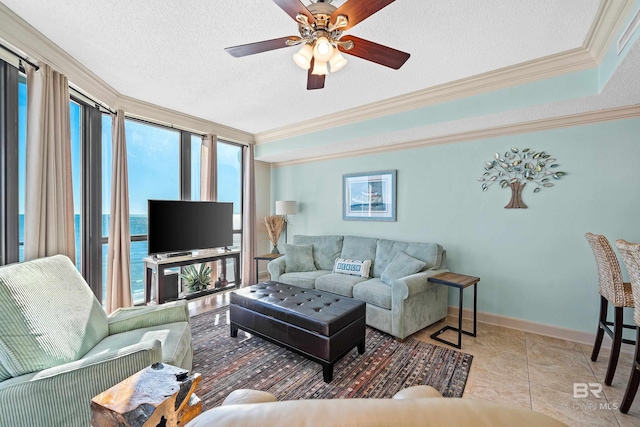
[
  {"x1": 91, "y1": 363, "x2": 201, "y2": 427},
  {"x1": 254, "y1": 253, "x2": 283, "y2": 283},
  {"x1": 428, "y1": 272, "x2": 479, "y2": 349}
]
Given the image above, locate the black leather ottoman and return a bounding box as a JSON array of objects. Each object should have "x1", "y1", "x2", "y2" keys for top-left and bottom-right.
[{"x1": 229, "y1": 281, "x2": 366, "y2": 382}]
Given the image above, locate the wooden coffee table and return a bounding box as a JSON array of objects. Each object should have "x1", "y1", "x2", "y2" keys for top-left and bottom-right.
[{"x1": 91, "y1": 363, "x2": 201, "y2": 427}]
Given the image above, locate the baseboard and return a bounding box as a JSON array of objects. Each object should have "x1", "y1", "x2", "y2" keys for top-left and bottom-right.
[{"x1": 448, "y1": 306, "x2": 635, "y2": 354}]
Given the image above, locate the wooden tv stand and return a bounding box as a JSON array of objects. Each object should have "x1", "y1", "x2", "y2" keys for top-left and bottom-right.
[{"x1": 143, "y1": 250, "x2": 241, "y2": 304}]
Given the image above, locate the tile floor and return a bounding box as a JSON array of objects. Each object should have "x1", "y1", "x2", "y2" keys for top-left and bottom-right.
[{"x1": 188, "y1": 292, "x2": 639, "y2": 427}]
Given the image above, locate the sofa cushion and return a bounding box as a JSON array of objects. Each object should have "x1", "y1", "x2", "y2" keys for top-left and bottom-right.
[
  {"x1": 284, "y1": 244, "x2": 317, "y2": 273},
  {"x1": 293, "y1": 235, "x2": 344, "y2": 271},
  {"x1": 374, "y1": 239, "x2": 443, "y2": 278},
  {"x1": 352, "y1": 278, "x2": 392, "y2": 310},
  {"x1": 380, "y1": 252, "x2": 427, "y2": 285},
  {"x1": 332, "y1": 258, "x2": 372, "y2": 278},
  {"x1": 315, "y1": 273, "x2": 368, "y2": 297},
  {"x1": 0, "y1": 255, "x2": 108, "y2": 380},
  {"x1": 340, "y1": 236, "x2": 378, "y2": 275},
  {"x1": 279, "y1": 271, "x2": 332, "y2": 289}
]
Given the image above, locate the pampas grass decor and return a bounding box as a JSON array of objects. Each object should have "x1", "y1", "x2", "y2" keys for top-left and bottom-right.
[{"x1": 262, "y1": 215, "x2": 286, "y2": 250}]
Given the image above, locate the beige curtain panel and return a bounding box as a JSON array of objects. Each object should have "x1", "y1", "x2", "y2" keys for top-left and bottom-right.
[
  {"x1": 200, "y1": 134, "x2": 219, "y2": 281},
  {"x1": 106, "y1": 110, "x2": 132, "y2": 314},
  {"x1": 242, "y1": 144, "x2": 256, "y2": 286},
  {"x1": 24, "y1": 63, "x2": 75, "y2": 263}
]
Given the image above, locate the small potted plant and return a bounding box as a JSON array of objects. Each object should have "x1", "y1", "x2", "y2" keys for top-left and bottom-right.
[{"x1": 179, "y1": 263, "x2": 212, "y2": 293}]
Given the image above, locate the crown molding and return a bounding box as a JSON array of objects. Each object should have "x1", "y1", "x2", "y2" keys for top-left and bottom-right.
[
  {"x1": 255, "y1": 0, "x2": 633, "y2": 145},
  {"x1": 118, "y1": 95, "x2": 253, "y2": 144},
  {"x1": 271, "y1": 105, "x2": 640, "y2": 167},
  {"x1": 585, "y1": 0, "x2": 636, "y2": 63},
  {"x1": 0, "y1": 3, "x2": 254, "y2": 145}
]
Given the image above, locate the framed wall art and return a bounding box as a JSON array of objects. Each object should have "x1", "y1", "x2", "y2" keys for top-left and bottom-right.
[{"x1": 343, "y1": 170, "x2": 396, "y2": 221}]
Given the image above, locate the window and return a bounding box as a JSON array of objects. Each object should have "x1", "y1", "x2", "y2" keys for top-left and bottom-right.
[
  {"x1": 102, "y1": 118, "x2": 180, "y2": 304},
  {"x1": 217, "y1": 141, "x2": 243, "y2": 283}
]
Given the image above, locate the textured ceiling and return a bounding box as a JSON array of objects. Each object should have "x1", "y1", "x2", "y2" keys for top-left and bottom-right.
[{"x1": 1, "y1": 0, "x2": 603, "y2": 136}]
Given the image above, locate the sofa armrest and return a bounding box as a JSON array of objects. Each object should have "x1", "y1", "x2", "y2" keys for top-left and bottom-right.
[
  {"x1": 222, "y1": 389, "x2": 278, "y2": 406},
  {"x1": 108, "y1": 300, "x2": 190, "y2": 335},
  {"x1": 267, "y1": 257, "x2": 287, "y2": 281},
  {"x1": 391, "y1": 269, "x2": 449, "y2": 300},
  {"x1": 0, "y1": 340, "x2": 163, "y2": 427}
]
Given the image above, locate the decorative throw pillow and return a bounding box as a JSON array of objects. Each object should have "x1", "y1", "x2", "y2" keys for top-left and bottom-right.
[
  {"x1": 332, "y1": 258, "x2": 372, "y2": 278},
  {"x1": 284, "y1": 244, "x2": 317, "y2": 273},
  {"x1": 380, "y1": 251, "x2": 427, "y2": 285}
]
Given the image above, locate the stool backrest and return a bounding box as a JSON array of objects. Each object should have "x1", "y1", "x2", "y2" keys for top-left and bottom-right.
[
  {"x1": 615, "y1": 239, "x2": 640, "y2": 326},
  {"x1": 585, "y1": 233, "x2": 629, "y2": 307}
]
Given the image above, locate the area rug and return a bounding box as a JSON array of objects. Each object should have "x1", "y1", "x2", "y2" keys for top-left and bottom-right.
[{"x1": 190, "y1": 305, "x2": 473, "y2": 410}]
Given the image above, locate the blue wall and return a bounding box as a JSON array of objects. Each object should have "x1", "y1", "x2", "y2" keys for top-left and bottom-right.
[{"x1": 272, "y1": 118, "x2": 640, "y2": 332}]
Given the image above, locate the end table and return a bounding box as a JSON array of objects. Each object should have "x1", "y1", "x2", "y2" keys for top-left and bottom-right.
[
  {"x1": 428, "y1": 272, "x2": 479, "y2": 349},
  {"x1": 254, "y1": 253, "x2": 283, "y2": 283}
]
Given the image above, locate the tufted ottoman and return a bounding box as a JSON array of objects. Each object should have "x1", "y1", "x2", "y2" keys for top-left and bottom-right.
[{"x1": 229, "y1": 281, "x2": 366, "y2": 382}]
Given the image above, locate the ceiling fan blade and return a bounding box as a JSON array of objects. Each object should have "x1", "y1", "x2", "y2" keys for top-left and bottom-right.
[
  {"x1": 338, "y1": 35, "x2": 410, "y2": 69},
  {"x1": 307, "y1": 59, "x2": 325, "y2": 90},
  {"x1": 273, "y1": 0, "x2": 315, "y2": 24},
  {"x1": 331, "y1": 0, "x2": 395, "y2": 31},
  {"x1": 225, "y1": 36, "x2": 299, "y2": 57}
]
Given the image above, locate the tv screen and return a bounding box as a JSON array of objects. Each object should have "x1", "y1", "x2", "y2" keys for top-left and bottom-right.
[{"x1": 148, "y1": 200, "x2": 233, "y2": 256}]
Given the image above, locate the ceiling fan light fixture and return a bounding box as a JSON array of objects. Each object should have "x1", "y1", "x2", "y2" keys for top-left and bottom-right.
[
  {"x1": 313, "y1": 36, "x2": 334, "y2": 62},
  {"x1": 293, "y1": 44, "x2": 313, "y2": 69},
  {"x1": 311, "y1": 59, "x2": 329, "y2": 76},
  {"x1": 328, "y1": 49, "x2": 347, "y2": 72}
]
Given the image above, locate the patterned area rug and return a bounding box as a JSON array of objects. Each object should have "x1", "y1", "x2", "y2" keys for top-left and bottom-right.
[{"x1": 191, "y1": 305, "x2": 473, "y2": 410}]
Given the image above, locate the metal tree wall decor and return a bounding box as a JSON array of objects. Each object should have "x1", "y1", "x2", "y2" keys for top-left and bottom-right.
[{"x1": 479, "y1": 148, "x2": 566, "y2": 209}]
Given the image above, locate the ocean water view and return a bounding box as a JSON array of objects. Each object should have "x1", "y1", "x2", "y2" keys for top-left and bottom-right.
[{"x1": 19, "y1": 214, "x2": 150, "y2": 303}]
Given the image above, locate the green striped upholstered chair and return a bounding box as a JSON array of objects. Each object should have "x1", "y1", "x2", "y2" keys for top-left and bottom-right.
[{"x1": 0, "y1": 255, "x2": 193, "y2": 427}]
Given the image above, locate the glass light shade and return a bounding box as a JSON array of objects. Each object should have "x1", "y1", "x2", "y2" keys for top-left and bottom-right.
[
  {"x1": 311, "y1": 60, "x2": 329, "y2": 75},
  {"x1": 293, "y1": 44, "x2": 313, "y2": 70},
  {"x1": 313, "y1": 37, "x2": 334, "y2": 62},
  {"x1": 328, "y1": 50, "x2": 347, "y2": 72}
]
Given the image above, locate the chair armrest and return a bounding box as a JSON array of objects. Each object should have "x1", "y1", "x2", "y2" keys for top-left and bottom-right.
[
  {"x1": 0, "y1": 340, "x2": 163, "y2": 426},
  {"x1": 108, "y1": 300, "x2": 190, "y2": 335},
  {"x1": 391, "y1": 269, "x2": 449, "y2": 300},
  {"x1": 267, "y1": 257, "x2": 287, "y2": 281}
]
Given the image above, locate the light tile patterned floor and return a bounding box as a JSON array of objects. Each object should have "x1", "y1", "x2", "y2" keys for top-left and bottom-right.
[{"x1": 189, "y1": 292, "x2": 640, "y2": 427}]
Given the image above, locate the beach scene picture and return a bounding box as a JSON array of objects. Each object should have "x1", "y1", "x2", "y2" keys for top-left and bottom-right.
[{"x1": 343, "y1": 170, "x2": 396, "y2": 221}]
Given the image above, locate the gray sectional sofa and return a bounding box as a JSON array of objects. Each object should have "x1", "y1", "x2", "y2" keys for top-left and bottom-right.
[{"x1": 267, "y1": 235, "x2": 449, "y2": 340}]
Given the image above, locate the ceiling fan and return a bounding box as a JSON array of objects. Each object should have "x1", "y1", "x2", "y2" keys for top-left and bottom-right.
[{"x1": 224, "y1": 0, "x2": 410, "y2": 90}]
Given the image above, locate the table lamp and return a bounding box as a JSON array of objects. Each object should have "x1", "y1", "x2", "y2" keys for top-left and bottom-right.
[{"x1": 275, "y1": 200, "x2": 297, "y2": 243}]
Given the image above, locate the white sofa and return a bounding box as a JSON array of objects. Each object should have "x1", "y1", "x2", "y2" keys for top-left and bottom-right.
[
  {"x1": 268, "y1": 235, "x2": 448, "y2": 340},
  {"x1": 186, "y1": 386, "x2": 567, "y2": 427}
]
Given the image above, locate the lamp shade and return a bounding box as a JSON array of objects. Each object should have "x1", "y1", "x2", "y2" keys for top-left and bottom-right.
[
  {"x1": 293, "y1": 44, "x2": 313, "y2": 70},
  {"x1": 311, "y1": 60, "x2": 328, "y2": 76},
  {"x1": 313, "y1": 37, "x2": 334, "y2": 62},
  {"x1": 329, "y1": 50, "x2": 347, "y2": 72},
  {"x1": 275, "y1": 200, "x2": 297, "y2": 215}
]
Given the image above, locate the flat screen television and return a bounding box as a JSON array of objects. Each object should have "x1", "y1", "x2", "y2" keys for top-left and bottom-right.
[{"x1": 147, "y1": 200, "x2": 233, "y2": 256}]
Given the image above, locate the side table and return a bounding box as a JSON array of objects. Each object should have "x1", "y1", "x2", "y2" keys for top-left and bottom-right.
[
  {"x1": 428, "y1": 272, "x2": 479, "y2": 349},
  {"x1": 91, "y1": 363, "x2": 201, "y2": 427},
  {"x1": 254, "y1": 253, "x2": 283, "y2": 283}
]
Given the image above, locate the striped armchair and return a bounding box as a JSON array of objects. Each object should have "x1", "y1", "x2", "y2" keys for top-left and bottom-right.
[{"x1": 0, "y1": 255, "x2": 193, "y2": 427}]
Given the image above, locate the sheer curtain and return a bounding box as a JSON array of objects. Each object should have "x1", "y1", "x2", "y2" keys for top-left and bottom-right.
[
  {"x1": 24, "y1": 63, "x2": 75, "y2": 262},
  {"x1": 242, "y1": 144, "x2": 256, "y2": 286},
  {"x1": 105, "y1": 110, "x2": 132, "y2": 313}
]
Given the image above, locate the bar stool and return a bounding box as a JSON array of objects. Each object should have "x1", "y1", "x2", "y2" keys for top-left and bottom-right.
[
  {"x1": 614, "y1": 240, "x2": 640, "y2": 413},
  {"x1": 585, "y1": 233, "x2": 636, "y2": 386}
]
